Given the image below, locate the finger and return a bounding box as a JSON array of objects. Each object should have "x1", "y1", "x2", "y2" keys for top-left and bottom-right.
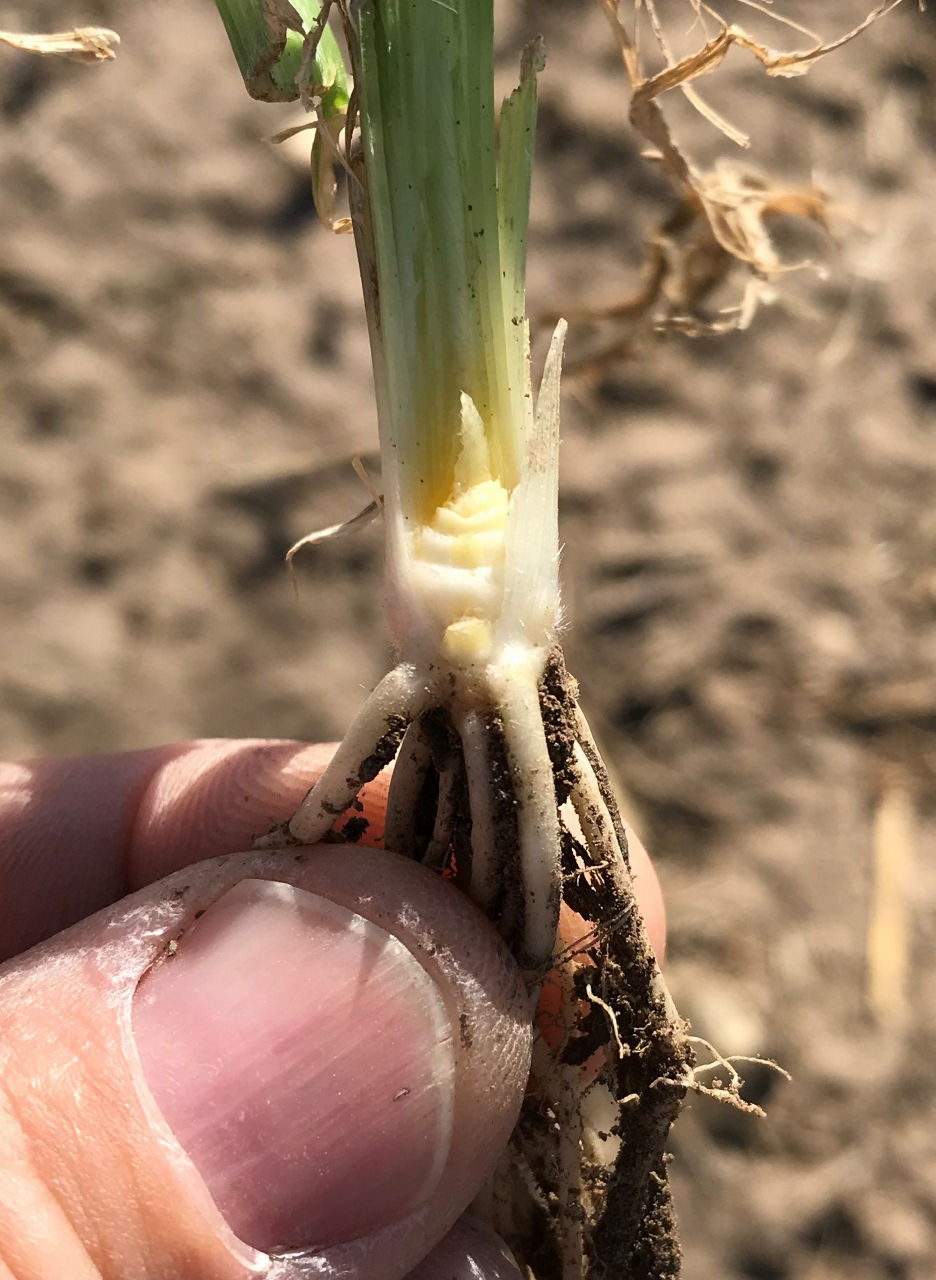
[
  {"x1": 0, "y1": 846, "x2": 531, "y2": 1280},
  {"x1": 407, "y1": 1217, "x2": 522, "y2": 1280},
  {"x1": 623, "y1": 821, "x2": 666, "y2": 963},
  {"x1": 0, "y1": 740, "x2": 389, "y2": 961},
  {"x1": 0, "y1": 744, "x2": 189, "y2": 960}
]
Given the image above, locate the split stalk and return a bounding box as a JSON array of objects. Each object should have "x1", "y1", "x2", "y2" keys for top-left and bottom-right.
[{"x1": 213, "y1": 0, "x2": 693, "y2": 1275}]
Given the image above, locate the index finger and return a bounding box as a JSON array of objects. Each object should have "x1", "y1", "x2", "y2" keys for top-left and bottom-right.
[{"x1": 0, "y1": 739, "x2": 387, "y2": 961}]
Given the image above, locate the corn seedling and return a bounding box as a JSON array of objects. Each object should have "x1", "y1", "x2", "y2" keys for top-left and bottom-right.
[{"x1": 215, "y1": 0, "x2": 696, "y2": 1276}]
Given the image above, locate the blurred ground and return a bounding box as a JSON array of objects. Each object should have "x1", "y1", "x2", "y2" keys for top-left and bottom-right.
[{"x1": 1, "y1": 0, "x2": 935, "y2": 1276}]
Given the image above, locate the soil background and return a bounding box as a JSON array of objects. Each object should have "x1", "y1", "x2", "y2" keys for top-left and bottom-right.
[{"x1": 2, "y1": 1, "x2": 935, "y2": 1276}]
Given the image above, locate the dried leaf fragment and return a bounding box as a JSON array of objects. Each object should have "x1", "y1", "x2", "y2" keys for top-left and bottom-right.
[
  {"x1": 557, "y1": 0, "x2": 899, "y2": 370},
  {"x1": 311, "y1": 113, "x2": 354, "y2": 234},
  {"x1": 0, "y1": 27, "x2": 120, "y2": 64}
]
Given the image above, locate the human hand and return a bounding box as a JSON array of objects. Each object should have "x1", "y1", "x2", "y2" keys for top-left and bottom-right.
[{"x1": 0, "y1": 739, "x2": 665, "y2": 1279}]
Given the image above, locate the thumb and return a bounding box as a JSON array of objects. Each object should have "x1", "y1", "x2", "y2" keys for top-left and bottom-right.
[{"x1": 0, "y1": 846, "x2": 531, "y2": 1280}]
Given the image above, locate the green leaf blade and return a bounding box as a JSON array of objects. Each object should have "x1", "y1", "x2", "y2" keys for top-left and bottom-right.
[
  {"x1": 352, "y1": 0, "x2": 531, "y2": 521},
  {"x1": 213, "y1": 0, "x2": 348, "y2": 110}
]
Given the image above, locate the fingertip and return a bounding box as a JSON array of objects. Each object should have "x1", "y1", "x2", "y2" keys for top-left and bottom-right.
[
  {"x1": 128, "y1": 739, "x2": 325, "y2": 886},
  {"x1": 128, "y1": 740, "x2": 390, "y2": 887},
  {"x1": 625, "y1": 823, "x2": 667, "y2": 964},
  {"x1": 406, "y1": 1217, "x2": 522, "y2": 1280},
  {"x1": 0, "y1": 746, "x2": 186, "y2": 960}
]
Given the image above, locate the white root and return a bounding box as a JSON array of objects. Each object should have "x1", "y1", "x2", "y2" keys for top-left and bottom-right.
[
  {"x1": 458, "y1": 707, "x2": 503, "y2": 914},
  {"x1": 585, "y1": 980, "x2": 627, "y2": 1062},
  {"x1": 422, "y1": 763, "x2": 458, "y2": 870},
  {"x1": 484, "y1": 1147, "x2": 518, "y2": 1250},
  {"x1": 670, "y1": 1036, "x2": 792, "y2": 1116},
  {"x1": 569, "y1": 737, "x2": 683, "y2": 1026},
  {"x1": 382, "y1": 718, "x2": 432, "y2": 855},
  {"x1": 569, "y1": 741, "x2": 633, "y2": 901},
  {"x1": 286, "y1": 663, "x2": 429, "y2": 844},
  {"x1": 556, "y1": 966, "x2": 585, "y2": 1280},
  {"x1": 497, "y1": 667, "x2": 563, "y2": 969},
  {"x1": 527, "y1": 935, "x2": 585, "y2": 1280}
]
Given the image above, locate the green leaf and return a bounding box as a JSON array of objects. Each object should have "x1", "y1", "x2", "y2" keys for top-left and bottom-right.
[
  {"x1": 498, "y1": 37, "x2": 544, "y2": 340},
  {"x1": 497, "y1": 37, "x2": 544, "y2": 476},
  {"x1": 351, "y1": 0, "x2": 538, "y2": 522},
  {"x1": 213, "y1": 0, "x2": 348, "y2": 111}
]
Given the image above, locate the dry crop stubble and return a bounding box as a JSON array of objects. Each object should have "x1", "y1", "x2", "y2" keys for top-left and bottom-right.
[{"x1": 549, "y1": 0, "x2": 915, "y2": 374}]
